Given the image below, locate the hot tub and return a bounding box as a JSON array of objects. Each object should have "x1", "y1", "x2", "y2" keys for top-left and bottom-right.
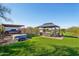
[{"x1": 12, "y1": 34, "x2": 27, "y2": 41}]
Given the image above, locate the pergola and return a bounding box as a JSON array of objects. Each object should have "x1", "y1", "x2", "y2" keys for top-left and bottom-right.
[
  {"x1": 1, "y1": 24, "x2": 24, "y2": 36},
  {"x1": 38, "y1": 23, "x2": 60, "y2": 37}
]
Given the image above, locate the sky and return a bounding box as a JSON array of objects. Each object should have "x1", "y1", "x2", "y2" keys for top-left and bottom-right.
[{"x1": 1, "y1": 3, "x2": 79, "y2": 28}]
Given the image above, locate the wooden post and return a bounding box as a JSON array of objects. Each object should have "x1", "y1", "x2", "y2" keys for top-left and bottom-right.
[
  {"x1": 59, "y1": 27, "x2": 60, "y2": 36},
  {"x1": 54, "y1": 27, "x2": 56, "y2": 37}
]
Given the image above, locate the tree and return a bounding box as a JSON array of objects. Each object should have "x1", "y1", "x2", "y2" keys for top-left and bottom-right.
[
  {"x1": 23, "y1": 27, "x2": 34, "y2": 34},
  {"x1": 0, "y1": 4, "x2": 11, "y2": 21},
  {"x1": 21, "y1": 27, "x2": 40, "y2": 35},
  {"x1": 33, "y1": 27, "x2": 40, "y2": 34},
  {"x1": 0, "y1": 4, "x2": 11, "y2": 39},
  {"x1": 60, "y1": 29, "x2": 66, "y2": 34},
  {"x1": 67, "y1": 27, "x2": 79, "y2": 36}
]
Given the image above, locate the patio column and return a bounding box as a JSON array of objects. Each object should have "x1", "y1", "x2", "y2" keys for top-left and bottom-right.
[
  {"x1": 58, "y1": 27, "x2": 60, "y2": 36},
  {"x1": 39, "y1": 28, "x2": 43, "y2": 35},
  {"x1": 54, "y1": 27, "x2": 57, "y2": 36}
]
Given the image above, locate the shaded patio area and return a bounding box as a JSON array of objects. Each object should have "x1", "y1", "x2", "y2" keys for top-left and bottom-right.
[{"x1": 38, "y1": 23, "x2": 61, "y2": 37}]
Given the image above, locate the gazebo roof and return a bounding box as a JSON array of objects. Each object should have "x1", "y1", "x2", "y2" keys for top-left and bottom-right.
[{"x1": 38, "y1": 23, "x2": 59, "y2": 28}]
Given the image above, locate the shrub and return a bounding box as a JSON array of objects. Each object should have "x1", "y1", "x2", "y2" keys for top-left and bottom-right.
[{"x1": 27, "y1": 34, "x2": 39, "y2": 38}]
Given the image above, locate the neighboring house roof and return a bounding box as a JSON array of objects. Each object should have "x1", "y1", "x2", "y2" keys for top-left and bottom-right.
[
  {"x1": 2, "y1": 24, "x2": 24, "y2": 27},
  {"x1": 38, "y1": 23, "x2": 59, "y2": 28}
]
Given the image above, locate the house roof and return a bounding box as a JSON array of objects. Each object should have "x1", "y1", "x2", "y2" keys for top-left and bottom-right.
[
  {"x1": 38, "y1": 23, "x2": 59, "y2": 28},
  {"x1": 2, "y1": 24, "x2": 24, "y2": 27}
]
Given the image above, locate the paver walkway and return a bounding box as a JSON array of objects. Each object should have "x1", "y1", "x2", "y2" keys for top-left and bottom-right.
[{"x1": 0, "y1": 36, "x2": 16, "y2": 45}]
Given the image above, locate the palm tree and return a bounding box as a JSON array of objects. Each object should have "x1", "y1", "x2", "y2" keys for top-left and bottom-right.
[{"x1": 0, "y1": 4, "x2": 11, "y2": 39}]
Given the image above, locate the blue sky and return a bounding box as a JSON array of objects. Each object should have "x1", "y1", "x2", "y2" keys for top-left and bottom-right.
[{"x1": 1, "y1": 3, "x2": 79, "y2": 28}]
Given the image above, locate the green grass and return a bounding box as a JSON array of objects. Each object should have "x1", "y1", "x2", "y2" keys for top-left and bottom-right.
[
  {"x1": 0, "y1": 36, "x2": 79, "y2": 56},
  {"x1": 31, "y1": 36, "x2": 79, "y2": 47}
]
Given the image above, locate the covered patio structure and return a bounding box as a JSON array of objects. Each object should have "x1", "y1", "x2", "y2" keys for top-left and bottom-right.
[
  {"x1": 38, "y1": 23, "x2": 61, "y2": 37},
  {"x1": 1, "y1": 24, "x2": 24, "y2": 35}
]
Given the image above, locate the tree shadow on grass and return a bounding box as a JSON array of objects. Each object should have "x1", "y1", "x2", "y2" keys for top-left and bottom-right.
[
  {"x1": 51, "y1": 45, "x2": 79, "y2": 56},
  {"x1": 0, "y1": 43, "x2": 79, "y2": 56},
  {"x1": 0, "y1": 42, "x2": 32, "y2": 56},
  {"x1": 0, "y1": 46, "x2": 16, "y2": 56},
  {"x1": 35, "y1": 45, "x2": 79, "y2": 56}
]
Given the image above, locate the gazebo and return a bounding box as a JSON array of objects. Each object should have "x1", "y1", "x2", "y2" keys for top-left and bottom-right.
[{"x1": 38, "y1": 23, "x2": 61, "y2": 37}]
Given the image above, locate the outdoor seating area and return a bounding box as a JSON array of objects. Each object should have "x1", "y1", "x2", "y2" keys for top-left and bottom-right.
[
  {"x1": 2, "y1": 24, "x2": 24, "y2": 35},
  {"x1": 37, "y1": 23, "x2": 64, "y2": 39},
  {"x1": 38, "y1": 23, "x2": 62, "y2": 37},
  {"x1": 0, "y1": 3, "x2": 79, "y2": 56},
  {"x1": 0, "y1": 24, "x2": 27, "y2": 44},
  {"x1": 0, "y1": 22, "x2": 64, "y2": 45}
]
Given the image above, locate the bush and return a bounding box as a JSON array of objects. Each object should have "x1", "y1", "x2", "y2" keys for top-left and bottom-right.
[
  {"x1": 67, "y1": 27, "x2": 79, "y2": 36},
  {"x1": 27, "y1": 34, "x2": 39, "y2": 38}
]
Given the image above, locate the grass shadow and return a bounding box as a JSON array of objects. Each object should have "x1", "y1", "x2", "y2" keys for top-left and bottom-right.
[{"x1": 52, "y1": 45, "x2": 79, "y2": 56}]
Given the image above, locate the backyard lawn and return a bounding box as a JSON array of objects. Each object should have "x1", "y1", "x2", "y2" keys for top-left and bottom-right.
[{"x1": 0, "y1": 36, "x2": 79, "y2": 56}]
